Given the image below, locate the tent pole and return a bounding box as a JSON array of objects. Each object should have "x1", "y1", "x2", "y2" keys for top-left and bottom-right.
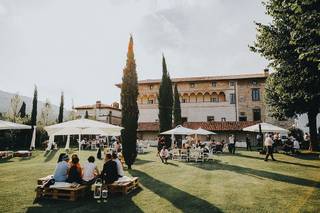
[{"x1": 78, "y1": 134, "x2": 81, "y2": 156}]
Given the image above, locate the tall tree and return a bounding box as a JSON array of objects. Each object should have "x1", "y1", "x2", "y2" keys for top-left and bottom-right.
[
  {"x1": 120, "y1": 35, "x2": 139, "y2": 169},
  {"x1": 173, "y1": 84, "x2": 182, "y2": 127},
  {"x1": 40, "y1": 99, "x2": 52, "y2": 125},
  {"x1": 158, "y1": 55, "x2": 174, "y2": 133},
  {"x1": 8, "y1": 94, "x2": 21, "y2": 123},
  {"x1": 85, "y1": 110, "x2": 89, "y2": 119},
  {"x1": 58, "y1": 92, "x2": 64, "y2": 123},
  {"x1": 250, "y1": 0, "x2": 320, "y2": 151},
  {"x1": 19, "y1": 101, "x2": 26, "y2": 118},
  {"x1": 31, "y1": 86, "x2": 38, "y2": 128}
]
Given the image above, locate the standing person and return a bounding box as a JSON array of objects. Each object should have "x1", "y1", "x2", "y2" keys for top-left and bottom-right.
[
  {"x1": 264, "y1": 134, "x2": 276, "y2": 161},
  {"x1": 304, "y1": 133, "x2": 310, "y2": 150},
  {"x1": 101, "y1": 153, "x2": 119, "y2": 184},
  {"x1": 256, "y1": 134, "x2": 262, "y2": 147},
  {"x1": 246, "y1": 134, "x2": 252, "y2": 151},
  {"x1": 228, "y1": 135, "x2": 235, "y2": 154}
]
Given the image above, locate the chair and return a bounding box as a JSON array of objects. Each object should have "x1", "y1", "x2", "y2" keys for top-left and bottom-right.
[
  {"x1": 172, "y1": 149, "x2": 180, "y2": 160},
  {"x1": 180, "y1": 149, "x2": 189, "y2": 161}
]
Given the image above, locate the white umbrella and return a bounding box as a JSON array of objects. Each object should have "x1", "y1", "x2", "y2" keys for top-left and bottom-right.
[
  {"x1": 242, "y1": 122, "x2": 289, "y2": 133},
  {"x1": 193, "y1": 128, "x2": 216, "y2": 135},
  {"x1": 30, "y1": 128, "x2": 36, "y2": 150},
  {"x1": 0, "y1": 120, "x2": 31, "y2": 130},
  {"x1": 160, "y1": 125, "x2": 195, "y2": 149},
  {"x1": 160, "y1": 125, "x2": 195, "y2": 135}
]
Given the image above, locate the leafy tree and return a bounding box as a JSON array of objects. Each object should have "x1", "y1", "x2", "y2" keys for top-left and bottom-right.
[
  {"x1": 31, "y1": 85, "x2": 38, "y2": 128},
  {"x1": 120, "y1": 35, "x2": 139, "y2": 169},
  {"x1": 58, "y1": 92, "x2": 64, "y2": 123},
  {"x1": 8, "y1": 94, "x2": 21, "y2": 123},
  {"x1": 19, "y1": 101, "x2": 26, "y2": 118},
  {"x1": 251, "y1": 0, "x2": 320, "y2": 151},
  {"x1": 158, "y1": 55, "x2": 174, "y2": 134},
  {"x1": 173, "y1": 84, "x2": 182, "y2": 127},
  {"x1": 85, "y1": 110, "x2": 89, "y2": 119}
]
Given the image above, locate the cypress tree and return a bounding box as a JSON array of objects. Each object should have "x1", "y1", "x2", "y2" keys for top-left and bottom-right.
[
  {"x1": 31, "y1": 86, "x2": 38, "y2": 128},
  {"x1": 120, "y1": 35, "x2": 139, "y2": 170},
  {"x1": 19, "y1": 102, "x2": 26, "y2": 118},
  {"x1": 58, "y1": 92, "x2": 64, "y2": 123},
  {"x1": 173, "y1": 84, "x2": 182, "y2": 127},
  {"x1": 158, "y1": 55, "x2": 173, "y2": 133},
  {"x1": 85, "y1": 110, "x2": 89, "y2": 119}
]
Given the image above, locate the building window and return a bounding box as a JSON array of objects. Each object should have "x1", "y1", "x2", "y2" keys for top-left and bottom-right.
[
  {"x1": 210, "y1": 97, "x2": 218, "y2": 102},
  {"x1": 221, "y1": 117, "x2": 226, "y2": 122},
  {"x1": 181, "y1": 117, "x2": 188, "y2": 123},
  {"x1": 229, "y1": 81, "x2": 235, "y2": 87},
  {"x1": 230, "y1": 93, "x2": 236, "y2": 104},
  {"x1": 147, "y1": 99, "x2": 154, "y2": 104},
  {"x1": 212, "y1": 81, "x2": 217, "y2": 87},
  {"x1": 239, "y1": 112, "x2": 247, "y2": 121},
  {"x1": 190, "y1": 83, "x2": 195, "y2": 88},
  {"x1": 252, "y1": 80, "x2": 258, "y2": 86},
  {"x1": 207, "y1": 116, "x2": 215, "y2": 122},
  {"x1": 253, "y1": 108, "x2": 261, "y2": 121},
  {"x1": 149, "y1": 85, "x2": 153, "y2": 90},
  {"x1": 252, "y1": 88, "x2": 260, "y2": 101}
]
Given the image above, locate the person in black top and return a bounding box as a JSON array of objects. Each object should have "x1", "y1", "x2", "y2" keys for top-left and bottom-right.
[
  {"x1": 101, "y1": 153, "x2": 119, "y2": 184},
  {"x1": 246, "y1": 135, "x2": 252, "y2": 151}
]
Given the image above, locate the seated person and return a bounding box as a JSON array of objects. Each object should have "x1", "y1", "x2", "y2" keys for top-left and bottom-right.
[
  {"x1": 53, "y1": 154, "x2": 69, "y2": 182},
  {"x1": 293, "y1": 138, "x2": 300, "y2": 154},
  {"x1": 160, "y1": 146, "x2": 169, "y2": 164},
  {"x1": 101, "y1": 153, "x2": 119, "y2": 184},
  {"x1": 82, "y1": 156, "x2": 100, "y2": 184},
  {"x1": 112, "y1": 152, "x2": 124, "y2": 177},
  {"x1": 66, "y1": 155, "x2": 82, "y2": 184}
]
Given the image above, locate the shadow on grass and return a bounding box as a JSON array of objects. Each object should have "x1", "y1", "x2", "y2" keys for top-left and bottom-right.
[
  {"x1": 189, "y1": 161, "x2": 320, "y2": 189},
  {"x1": 44, "y1": 150, "x2": 58, "y2": 162},
  {"x1": 0, "y1": 159, "x2": 14, "y2": 163},
  {"x1": 27, "y1": 188, "x2": 143, "y2": 213},
  {"x1": 235, "y1": 153, "x2": 320, "y2": 169},
  {"x1": 129, "y1": 169, "x2": 222, "y2": 213},
  {"x1": 133, "y1": 159, "x2": 154, "y2": 165}
]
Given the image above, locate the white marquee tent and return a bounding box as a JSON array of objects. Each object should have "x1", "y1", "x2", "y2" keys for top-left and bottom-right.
[
  {"x1": 0, "y1": 120, "x2": 32, "y2": 130},
  {"x1": 45, "y1": 118, "x2": 123, "y2": 154}
]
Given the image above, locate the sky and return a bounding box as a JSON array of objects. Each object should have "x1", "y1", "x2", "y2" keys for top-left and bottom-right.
[{"x1": 0, "y1": 0, "x2": 271, "y2": 109}]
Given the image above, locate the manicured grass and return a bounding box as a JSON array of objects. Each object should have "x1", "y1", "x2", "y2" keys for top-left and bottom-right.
[{"x1": 0, "y1": 148, "x2": 319, "y2": 213}]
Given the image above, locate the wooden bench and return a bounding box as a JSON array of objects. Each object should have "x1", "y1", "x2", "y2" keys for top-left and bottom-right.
[
  {"x1": 36, "y1": 176, "x2": 91, "y2": 201},
  {"x1": 103, "y1": 177, "x2": 139, "y2": 195},
  {"x1": 36, "y1": 185, "x2": 90, "y2": 201},
  {"x1": 14, "y1": 151, "x2": 32, "y2": 157}
]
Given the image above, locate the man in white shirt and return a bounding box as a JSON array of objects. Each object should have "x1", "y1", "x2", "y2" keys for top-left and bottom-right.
[
  {"x1": 264, "y1": 134, "x2": 276, "y2": 161},
  {"x1": 228, "y1": 135, "x2": 235, "y2": 154},
  {"x1": 160, "y1": 146, "x2": 169, "y2": 164}
]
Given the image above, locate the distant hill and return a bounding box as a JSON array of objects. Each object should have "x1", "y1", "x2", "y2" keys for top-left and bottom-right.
[{"x1": 0, "y1": 89, "x2": 70, "y2": 122}]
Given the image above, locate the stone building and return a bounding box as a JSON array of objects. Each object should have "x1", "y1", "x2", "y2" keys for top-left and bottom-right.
[{"x1": 74, "y1": 101, "x2": 121, "y2": 125}]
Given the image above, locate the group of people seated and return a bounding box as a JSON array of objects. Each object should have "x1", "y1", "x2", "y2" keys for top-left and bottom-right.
[
  {"x1": 53, "y1": 152, "x2": 124, "y2": 185},
  {"x1": 80, "y1": 138, "x2": 104, "y2": 150}
]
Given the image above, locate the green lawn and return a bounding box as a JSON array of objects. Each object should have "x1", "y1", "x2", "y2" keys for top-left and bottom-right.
[{"x1": 0, "y1": 148, "x2": 319, "y2": 213}]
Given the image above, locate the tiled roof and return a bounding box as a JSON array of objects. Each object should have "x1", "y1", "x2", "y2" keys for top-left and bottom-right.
[
  {"x1": 116, "y1": 72, "x2": 268, "y2": 87},
  {"x1": 138, "y1": 121, "x2": 259, "y2": 132}
]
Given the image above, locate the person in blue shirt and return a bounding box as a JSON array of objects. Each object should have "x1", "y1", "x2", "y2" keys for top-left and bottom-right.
[{"x1": 53, "y1": 154, "x2": 70, "y2": 182}]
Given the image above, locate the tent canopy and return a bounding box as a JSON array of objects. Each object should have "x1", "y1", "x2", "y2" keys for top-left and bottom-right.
[
  {"x1": 45, "y1": 118, "x2": 123, "y2": 136},
  {"x1": 160, "y1": 125, "x2": 194, "y2": 135},
  {"x1": 242, "y1": 122, "x2": 289, "y2": 133},
  {"x1": 0, "y1": 120, "x2": 32, "y2": 130},
  {"x1": 193, "y1": 128, "x2": 216, "y2": 135}
]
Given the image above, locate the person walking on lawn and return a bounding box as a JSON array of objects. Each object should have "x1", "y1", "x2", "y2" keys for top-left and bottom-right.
[
  {"x1": 264, "y1": 134, "x2": 276, "y2": 161},
  {"x1": 246, "y1": 134, "x2": 252, "y2": 151}
]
